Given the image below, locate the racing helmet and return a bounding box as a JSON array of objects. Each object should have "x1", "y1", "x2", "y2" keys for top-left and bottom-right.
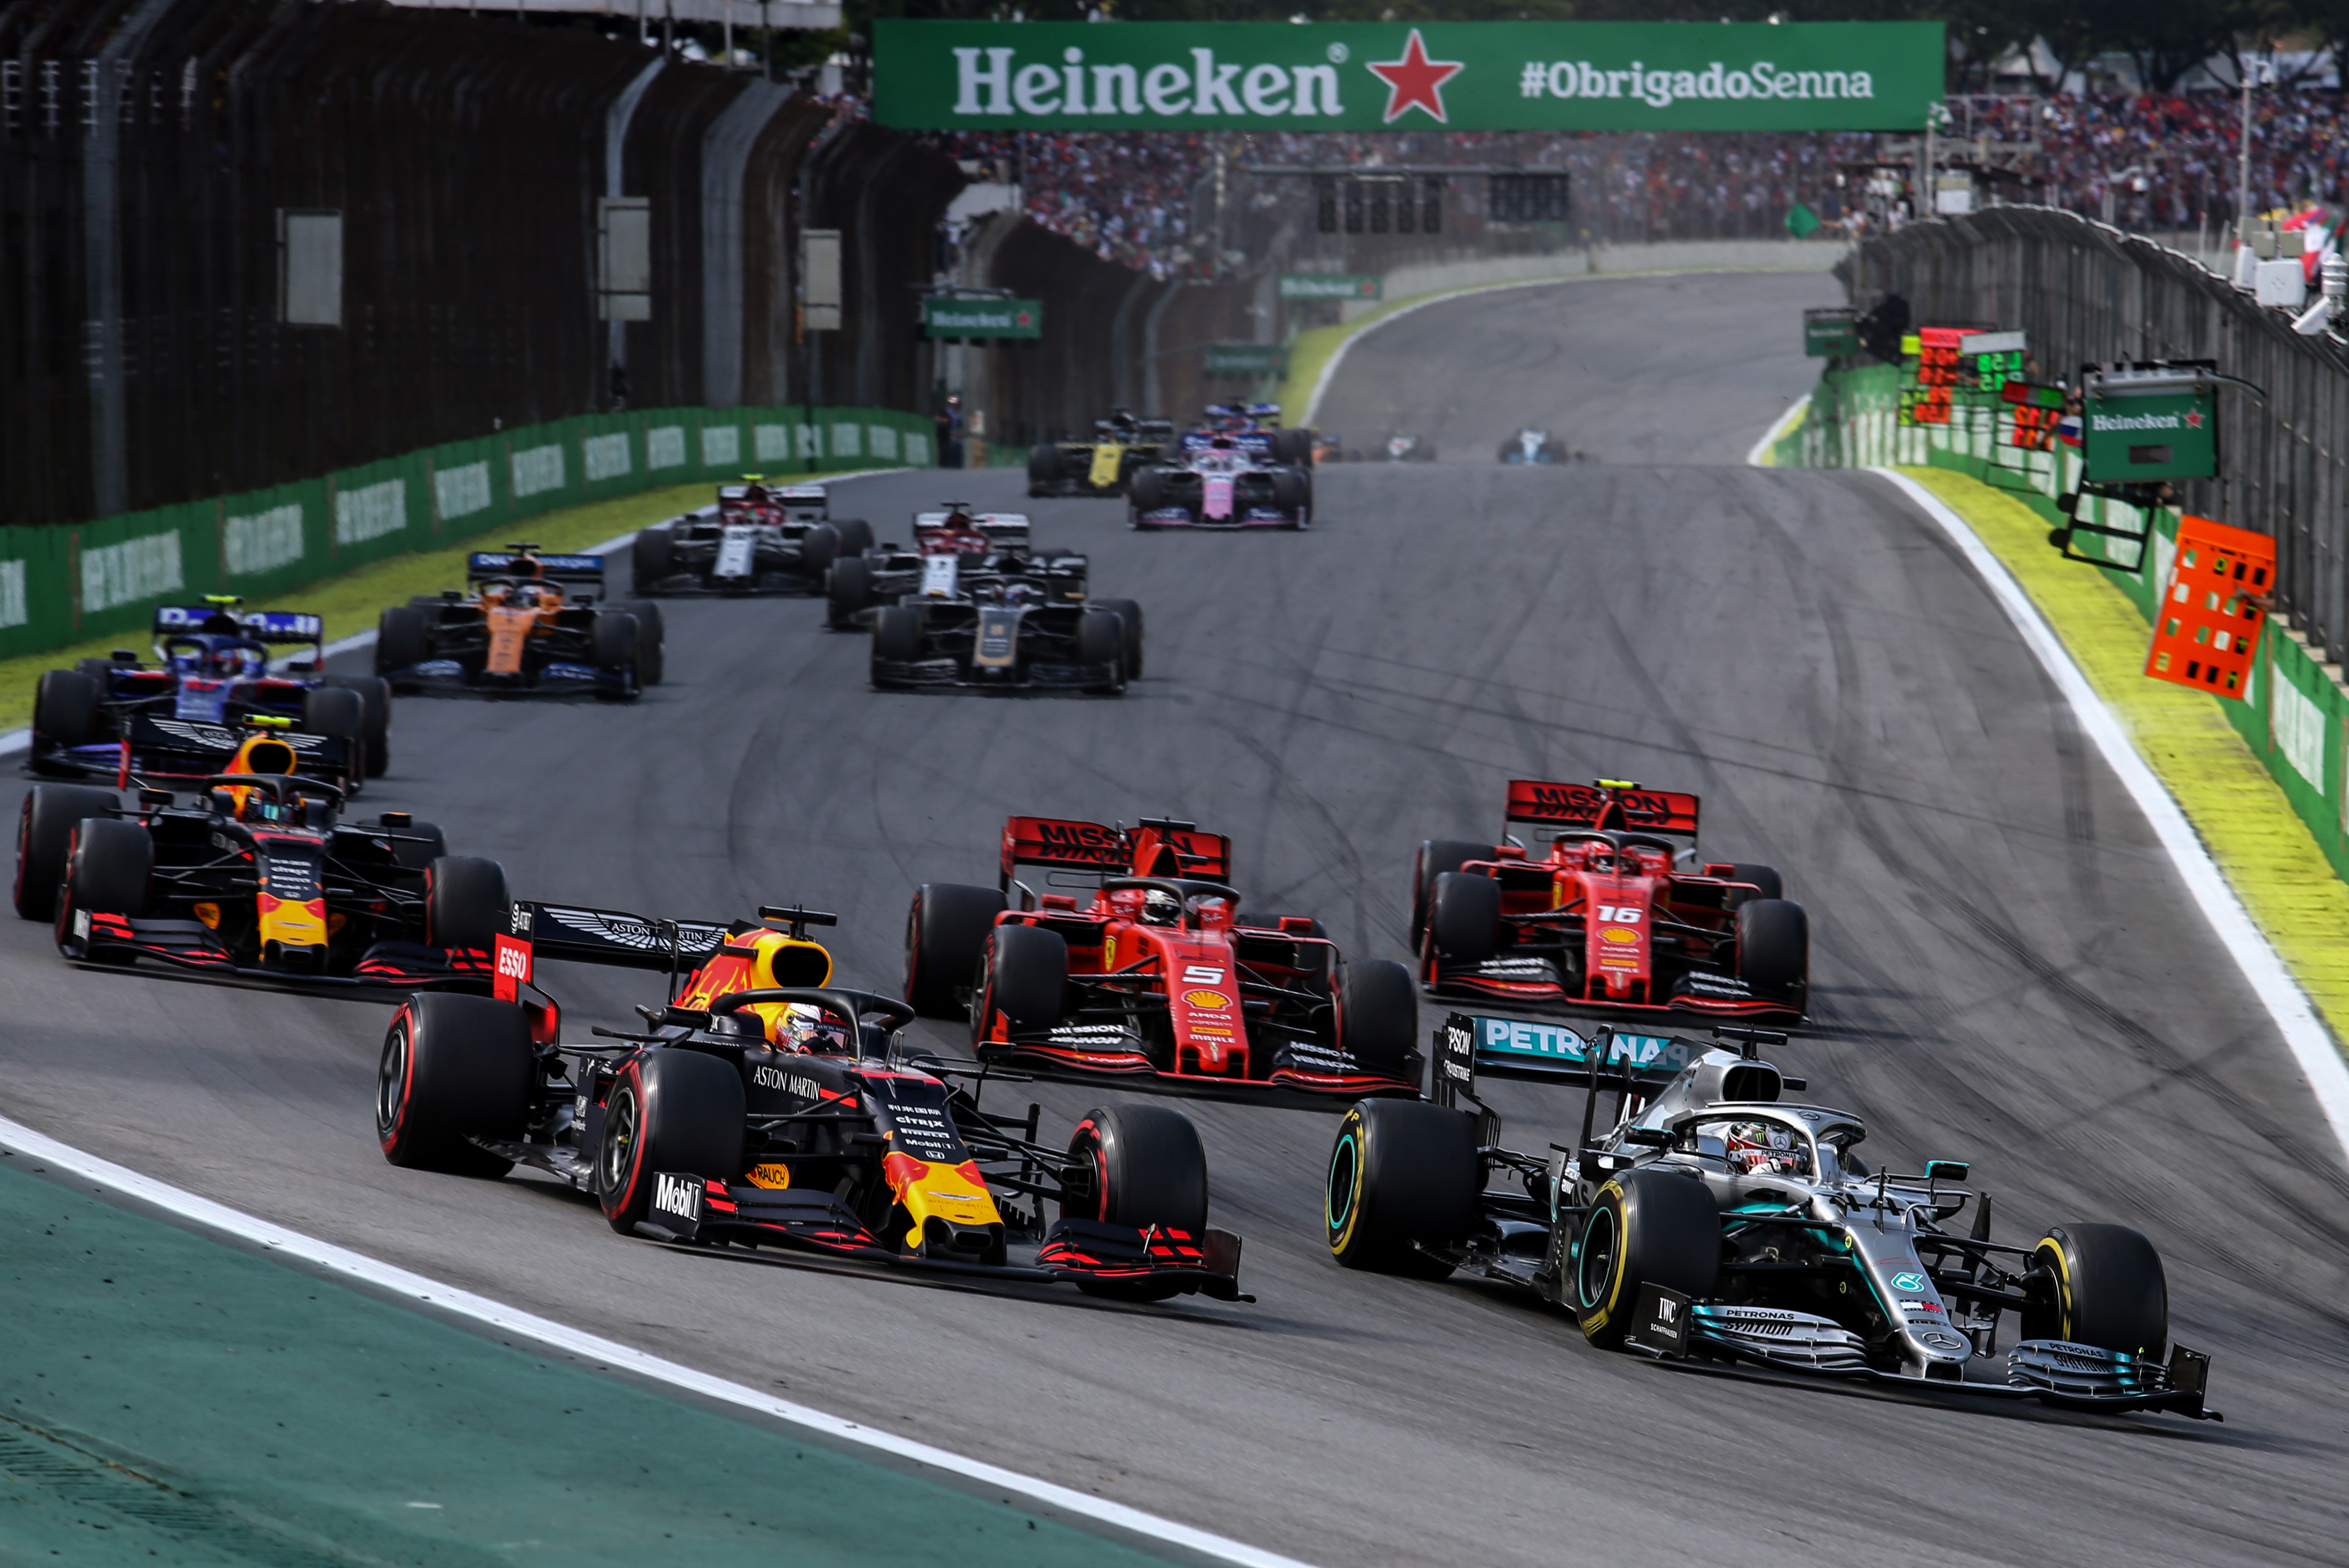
[
  {"x1": 1723, "y1": 1120, "x2": 1808, "y2": 1177},
  {"x1": 1138, "y1": 888, "x2": 1183, "y2": 926},
  {"x1": 209, "y1": 643, "x2": 258, "y2": 679},
  {"x1": 774, "y1": 1003, "x2": 852, "y2": 1056}
]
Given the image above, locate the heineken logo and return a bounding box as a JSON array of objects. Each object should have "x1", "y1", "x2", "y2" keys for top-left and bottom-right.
[
  {"x1": 2090, "y1": 411, "x2": 2185, "y2": 431},
  {"x1": 953, "y1": 44, "x2": 1349, "y2": 119}
]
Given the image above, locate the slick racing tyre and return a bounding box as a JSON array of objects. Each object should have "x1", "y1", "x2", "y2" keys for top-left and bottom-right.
[
  {"x1": 387, "y1": 819, "x2": 448, "y2": 873},
  {"x1": 16, "y1": 785, "x2": 120, "y2": 921},
  {"x1": 1271, "y1": 468, "x2": 1310, "y2": 516},
  {"x1": 325, "y1": 674, "x2": 393, "y2": 778},
  {"x1": 1028, "y1": 444, "x2": 1063, "y2": 491},
  {"x1": 1326, "y1": 1099, "x2": 1477, "y2": 1278},
  {"x1": 1722, "y1": 863, "x2": 1783, "y2": 904},
  {"x1": 905, "y1": 882, "x2": 1007, "y2": 1018},
  {"x1": 424, "y1": 855, "x2": 509, "y2": 953},
  {"x1": 32, "y1": 669, "x2": 101, "y2": 751},
  {"x1": 375, "y1": 605, "x2": 429, "y2": 680},
  {"x1": 59, "y1": 817, "x2": 151, "y2": 962},
  {"x1": 302, "y1": 685, "x2": 366, "y2": 783},
  {"x1": 598, "y1": 1050, "x2": 746, "y2": 1235},
  {"x1": 871, "y1": 606, "x2": 923, "y2": 685},
  {"x1": 2022, "y1": 1223, "x2": 2168, "y2": 1359},
  {"x1": 1411, "y1": 840, "x2": 1493, "y2": 945},
  {"x1": 1129, "y1": 467, "x2": 1166, "y2": 516},
  {"x1": 1064, "y1": 1104, "x2": 1211, "y2": 1300},
  {"x1": 974, "y1": 922, "x2": 1066, "y2": 1038},
  {"x1": 1428, "y1": 871, "x2": 1501, "y2": 963},
  {"x1": 1088, "y1": 598, "x2": 1145, "y2": 680},
  {"x1": 1336, "y1": 960, "x2": 1419, "y2": 1082},
  {"x1": 799, "y1": 524, "x2": 840, "y2": 580},
  {"x1": 1735, "y1": 898, "x2": 1808, "y2": 994},
  {"x1": 1574, "y1": 1167, "x2": 1719, "y2": 1348},
  {"x1": 828, "y1": 557, "x2": 875, "y2": 630},
  {"x1": 590, "y1": 613, "x2": 642, "y2": 692},
  {"x1": 832, "y1": 519, "x2": 874, "y2": 558},
  {"x1": 1076, "y1": 609, "x2": 1127, "y2": 695},
  {"x1": 631, "y1": 526, "x2": 674, "y2": 591},
  {"x1": 376, "y1": 993, "x2": 532, "y2": 1177},
  {"x1": 616, "y1": 600, "x2": 665, "y2": 686}
]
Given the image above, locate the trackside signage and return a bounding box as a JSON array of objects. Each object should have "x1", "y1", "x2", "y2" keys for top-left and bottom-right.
[
  {"x1": 873, "y1": 20, "x2": 1943, "y2": 132},
  {"x1": 922, "y1": 297, "x2": 1042, "y2": 339}
]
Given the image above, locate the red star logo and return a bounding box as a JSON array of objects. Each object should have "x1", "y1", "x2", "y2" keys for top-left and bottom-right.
[
  {"x1": 2183, "y1": 408, "x2": 2205, "y2": 429},
  {"x1": 1366, "y1": 29, "x2": 1464, "y2": 125}
]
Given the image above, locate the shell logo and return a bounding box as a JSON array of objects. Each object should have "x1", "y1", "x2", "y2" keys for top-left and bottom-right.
[
  {"x1": 1182, "y1": 989, "x2": 1234, "y2": 1009},
  {"x1": 1601, "y1": 926, "x2": 1640, "y2": 944}
]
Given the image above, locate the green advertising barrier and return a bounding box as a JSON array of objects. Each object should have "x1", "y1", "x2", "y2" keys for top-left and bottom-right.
[
  {"x1": 873, "y1": 19, "x2": 1944, "y2": 132},
  {"x1": 0, "y1": 403, "x2": 933, "y2": 663}
]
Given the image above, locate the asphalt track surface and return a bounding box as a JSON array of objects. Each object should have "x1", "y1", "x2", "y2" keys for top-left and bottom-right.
[{"x1": 8, "y1": 270, "x2": 2349, "y2": 1568}]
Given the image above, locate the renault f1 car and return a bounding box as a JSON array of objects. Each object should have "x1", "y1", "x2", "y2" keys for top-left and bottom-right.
[
  {"x1": 14, "y1": 720, "x2": 506, "y2": 990},
  {"x1": 1322, "y1": 1014, "x2": 2215, "y2": 1418},
  {"x1": 1128, "y1": 437, "x2": 1312, "y2": 530},
  {"x1": 1027, "y1": 411, "x2": 1177, "y2": 498},
  {"x1": 375, "y1": 899, "x2": 1250, "y2": 1303},
  {"x1": 28, "y1": 599, "x2": 387, "y2": 793},
  {"x1": 1413, "y1": 779, "x2": 1807, "y2": 1022},
  {"x1": 373, "y1": 546, "x2": 664, "y2": 699},
  {"x1": 632, "y1": 479, "x2": 873, "y2": 596},
  {"x1": 904, "y1": 815, "x2": 1422, "y2": 1098}
]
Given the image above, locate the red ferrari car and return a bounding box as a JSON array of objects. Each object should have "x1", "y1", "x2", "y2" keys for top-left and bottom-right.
[
  {"x1": 1411, "y1": 779, "x2": 1807, "y2": 1021},
  {"x1": 904, "y1": 815, "x2": 1422, "y2": 1097}
]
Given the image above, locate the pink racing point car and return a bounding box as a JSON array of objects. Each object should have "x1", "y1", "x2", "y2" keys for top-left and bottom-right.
[{"x1": 1128, "y1": 437, "x2": 1312, "y2": 530}]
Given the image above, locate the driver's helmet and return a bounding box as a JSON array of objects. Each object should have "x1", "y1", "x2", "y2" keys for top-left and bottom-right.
[
  {"x1": 507, "y1": 554, "x2": 544, "y2": 579},
  {"x1": 774, "y1": 1003, "x2": 852, "y2": 1055},
  {"x1": 1138, "y1": 888, "x2": 1182, "y2": 926},
  {"x1": 1724, "y1": 1120, "x2": 1807, "y2": 1177},
  {"x1": 209, "y1": 644, "x2": 258, "y2": 679},
  {"x1": 998, "y1": 582, "x2": 1040, "y2": 608}
]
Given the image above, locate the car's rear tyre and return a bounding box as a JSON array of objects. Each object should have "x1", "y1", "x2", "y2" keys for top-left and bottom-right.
[
  {"x1": 1411, "y1": 839, "x2": 1493, "y2": 944},
  {"x1": 375, "y1": 605, "x2": 428, "y2": 677},
  {"x1": 799, "y1": 524, "x2": 840, "y2": 580},
  {"x1": 905, "y1": 882, "x2": 1007, "y2": 1017},
  {"x1": 325, "y1": 675, "x2": 393, "y2": 777},
  {"x1": 16, "y1": 785, "x2": 120, "y2": 921},
  {"x1": 976, "y1": 922, "x2": 1066, "y2": 1036},
  {"x1": 590, "y1": 612, "x2": 641, "y2": 685},
  {"x1": 616, "y1": 600, "x2": 665, "y2": 686},
  {"x1": 828, "y1": 556, "x2": 875, "y2": 630},
  {"x1": 1574, "y1": 1167, "x2": 1719, "y2": 1347},
  {"x1": 387, "y1": 819, "x2": 448, "y2": 873},
  {"x1": 1064, "y1": 1104, "x2": 1211, "y2": 1299},
  {"x1": 631, "y1": 526, "x2": 674, "y2": 591},
  {"x1": 1337, "y1": 959, "x2": 1419, "y2": 1082},
  {"x1": 1088, "y1": 597, "x2": 1145, "y2": 680},
  {"x1": 832, "y1": 518, "x2": 874, "y2": 558},
  {"x1": 1735, "y1": 898, "x2": 1808, "y2": 994},
  {"x1": 32, "y1": 669, "x2": 101, "y2": 750},
  {"x1": 376, "y1": 994, "x2": 531, "y2": 1177},
  {"x1": 1722, "y1": 862, "x2": 1783, "y2": 904},
  {"x1": 1326, "y1": 1099, "x2": 1477, "y2": 1278},
  {"x1": 1076, "y1": 609, "x2": 1126, "y2": 694},
  {"x1": 1428, "y1": 871, "x2": 1500, "y2": 963},
  {"x1": 598, "y1": 1050, "x2": 746, "y2": 1235},
  {"x1": 2023, "y1": 1223, "x2": 2168, "y2": 1359},
  {"x1": 301, "y1": 685, "x2": 366, "y2": 782},
  {"x1": 424, "y1": 855, "x2": 508, "y2": 953},
  {"x1": 871, "y1": 605, "x2": 923, "y2": 668}
]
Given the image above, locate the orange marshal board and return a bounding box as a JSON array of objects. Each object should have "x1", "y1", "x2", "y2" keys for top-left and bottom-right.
[{"x1": 2145, "y1": 516, "x2": 2273, "y2": 701}]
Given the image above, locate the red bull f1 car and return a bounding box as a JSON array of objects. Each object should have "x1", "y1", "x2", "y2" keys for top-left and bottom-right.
[
  {"x1": 374, "y1": 547, "x2": 664, "y2": 699},
  {"x1": 1322, "y1": 1014, "x2": 2214, "y2": 1418},
  {"x1": 904, "y1": 815, "x2": 1422, "y2": 1098},
  {"x1": 375, "y1": 900, "x2": 1249, "y2": 1303},
  {"x1": 1413, "y1": 779, "x2": 1807, "y2": 1022},
  {"x1": 14, "y1": 722, "x2": 505, "y2": 991},
  {"x1": 632, "y1": 479, "x2": 874, "y2": 596}
]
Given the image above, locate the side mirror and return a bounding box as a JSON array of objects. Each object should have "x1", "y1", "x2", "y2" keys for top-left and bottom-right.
[
  {"x1": 1620, "y1": 1126, "x2": 1673, "y2": 1148},
  {"x1": 1925, "y1": 1159, "x2": 1970, "y2": 1182}
]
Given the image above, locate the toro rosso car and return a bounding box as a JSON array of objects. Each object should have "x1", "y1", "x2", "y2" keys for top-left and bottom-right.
[
  {"x1": 632, "y1": 478, "x2": 873, "y2": 596},
  {"x1": 904, "y1": 815, "x2": 1422, "y2": 1099},
  {"x1": 1128, "y1": 437, "x2": 1311, "y2": 530},
  {"x1": 1027, "y1": 410, "x2": 1176, "y2": 498},
  {"x1": 1413, "y1": 779, "x2": 1807, "y2": 1022},
  {"x1": 374, "y1": 546, "x2": 664, "y2": 699},
  {"x1": 1323, "y1": 1015, "x2": 2215, "y2": 1418},
  {"x1": 376, "y1": 901, "x2": 1250, "y2": 1303},
  {"x1": 14, "y1": 720, "x2": 506, "y2": 990},
  {"x1": 29, "y1": 598, "x2": 388, "y2": 792}
]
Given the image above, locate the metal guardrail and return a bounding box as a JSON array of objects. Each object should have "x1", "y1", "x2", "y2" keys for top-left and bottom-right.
[{"x1": 1838, "y1": 207, "x2": 2349, "y2": 668}]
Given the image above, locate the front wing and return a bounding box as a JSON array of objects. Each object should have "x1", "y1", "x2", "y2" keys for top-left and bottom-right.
[
  {"x1": 978, "y1": 1036, "x2": 1420, "y2": 1100},
  {"x1": 61, "y1": 911, "x2": 493, "y2": 991}
]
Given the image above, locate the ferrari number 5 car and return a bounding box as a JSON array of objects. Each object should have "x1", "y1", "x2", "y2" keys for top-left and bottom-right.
[
  {"x1": 374, "y1": 546, "x2": 664, "y2": 699},
  {"x1": 1322, "y1": 1013, "x2": 2215, "y2": 1418},
  {"x1": 1413, "y1": 778, "x2": 1808, "y2": 1021},
  {"x1": 904, "y1": 815, "x2": 1422, "y2": 1098},
  {"x1": 375, "y1": 899, "x2": 1250, "y2": 1303}
]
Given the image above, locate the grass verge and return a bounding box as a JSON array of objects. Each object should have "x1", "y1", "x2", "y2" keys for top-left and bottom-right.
[{"x1": 1901, "y1": 464, "x2": 2349, "y2": 1050}]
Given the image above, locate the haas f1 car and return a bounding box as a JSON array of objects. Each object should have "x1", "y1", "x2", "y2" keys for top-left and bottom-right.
[
  {"x1": 904, "y1": 815, "x2": 1422, "y2": 1098},
  {"x1": 633, "y1": 479, "x2": 873, "y2": 596},
  {"x1": 1027, "y1": 411, "x2": 1177, "y2": 498},
  {"x1": 1323, "y1": 1014, "x2": 2215, "y2": 1418},
  {"x1": 14, "y1": 721, "x2": 506, "y2": 991},
  {"x1": 1413, "y1": 779, "x2": 1807, "y2": 1023},
  {"x1": 29, "y1": 599, "x2": 387, "y2": 793},
  {"x1": 376, "y1": 901, "x2": 1249, "y2": 1303},
  {"x1": 374, "y1": 547, "x2": 665, "y2": 699}
]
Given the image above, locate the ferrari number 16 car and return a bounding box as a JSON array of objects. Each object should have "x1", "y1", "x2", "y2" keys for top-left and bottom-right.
[
  {"x1": 1322, "y1": 1014, "x2": 2216, "y2": 1418},
  {"x1": 632, "y1": 478, "x2": 873, "y2": 596},
  {"x1": 374, "y1": 546, "x2": 665, "y2": 699},
  {"x1": 375, "y1": 899, "x2": 1250, "y2": 1303},
  {"x1": 904, "y1": 814, "x2": 1423, "y2": 1098},
  {"x1": 1413, "y1": 778, "x2": 1808, "y2": 1022}
]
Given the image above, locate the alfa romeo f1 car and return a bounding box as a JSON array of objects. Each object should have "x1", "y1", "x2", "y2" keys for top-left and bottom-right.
[
  {"x1": 375, "y1": 899, "x2": 1250, "y2": 1303},
  {"x1": 1027, "y1": 410, "x2": 1176, "y2": 498},
  {"x1": 14, "y1": 721, "x2": 506, "y2": 989},
  {"x1": 632, "y1": 478, "x2": 873, "y2": 596},
  {"x1": 826, "y1": 506, "x2": 1076, "y2": 624},
  {"x1": 1322, "y1": 1014, "x2": 2215, "y2": 1418},
  {"x1": 903, "y1": 815, "x2": 1422, "y2": 1098},
  {"x1": 1413, "y1": 779, "x2": 1807, "y2": 1022},
  {"x1": 374, "y1": 546, "x2": 664, "y2": 699},
  {"x1": 28, "y1": 598, "x2": 388, "y2": 792},
  {"x1": 1128, "y1": 436, "x2": 1312, "y2": 530}
]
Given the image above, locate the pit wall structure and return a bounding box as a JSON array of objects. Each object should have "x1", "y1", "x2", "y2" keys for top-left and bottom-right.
[
  {"x1": 1775, "y1": 363, "x2": 2349, "y2": 889},
  {"x1": 0, "y1": 405, "x2": 932, "y2": 661}
]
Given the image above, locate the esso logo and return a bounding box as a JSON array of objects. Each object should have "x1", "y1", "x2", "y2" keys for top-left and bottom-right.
[
  {"x1": 1599, "y1": 926, "x2": 1640, "y2": 945},
  {"x1": 1182, "y1": 989, "x2": 1233, "y2": 1010}
]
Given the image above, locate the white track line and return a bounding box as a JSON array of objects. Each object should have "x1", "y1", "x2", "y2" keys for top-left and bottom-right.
[
  {"x1": 0, "y1": 1111, "x2": 1313, "y2": 1568},
  {"x1": 1744, "y1": 393, "x2": 1812, "y2": 469},
  {"x1": 1867, "y1": 467, "x2": 2349, "y2": 1164}
]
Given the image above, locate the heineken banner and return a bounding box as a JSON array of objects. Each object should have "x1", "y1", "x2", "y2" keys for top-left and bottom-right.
[
  {"x1": 922, "y1": 296, "x2": 1043, "y2": 339},
  {"x1": 873, "y1": 20, "x2": 1943, "y2": 132},
  {"x1": 1279, "y1": 274, "x2": 1382, "y2": 302}
]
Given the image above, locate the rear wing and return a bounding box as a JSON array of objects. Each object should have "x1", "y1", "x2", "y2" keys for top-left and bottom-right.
[
  {"x1": 130, "y1": 714, "x2": 347, "y2": 771},
  {"x1": 1505, "y1": 779, "x2": 1700, "y2": 837},
  {"x1": 153, "y1": 607, "x2": 323, "y2": 645},
  {"x1": 1429, "y1": 1011, "x2": 1698, "y2": 1101},
  {"x1": 998, "y1": 815, "x2": 1232, "y2": 889},
  {"x1": 915, "y1": 511, "x2": 1031, "y2": 548},
  {"x1": 501, "y1": 900, "x2": 729, "y2": 982},
  {"x1": 466, "y1": 552, "x2": 608, "y2": 597}
]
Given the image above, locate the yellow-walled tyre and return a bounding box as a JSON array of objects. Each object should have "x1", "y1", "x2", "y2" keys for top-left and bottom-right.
[
  {"x1": 1325, "y1": 1099, "x2": 1476, "y2": 1279},
  {"x1": 2023, "y1": 1223, "x2": 2167, "y2": 1359},
  {"x1": 1572, "y1": 1167, "x2": 1719, "y2": 1347}
]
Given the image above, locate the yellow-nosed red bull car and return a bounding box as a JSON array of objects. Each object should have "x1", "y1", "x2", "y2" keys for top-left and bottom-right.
[{"x1": 375, "y1": 900, "x2": 1250, "y2": 1303}]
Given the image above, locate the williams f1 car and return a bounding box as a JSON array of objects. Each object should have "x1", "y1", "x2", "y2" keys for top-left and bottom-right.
[
  {"x1": 1323, "y1": 1014, "x2": 2215, "y2": 1418},
  {"x1": 374, "y1": 546, "x2": 664, "y2": 699},
  {"x1": 1128, "y1": 436, "x2": 1312, "y2": 530},
  {"x1": 375, "y1": 900, "x2": 1250, "y2": 1303},
  {"x1": 29, "y1": 599, "x2": 389, "y2": 791},
  {"x1": 1498, "y1": 429, "x2": 1587, "y2": 464},
  {"x1": 1413, "y1": 779, "x2": 1806, "y2": 1022},
  {"x1": 1027, "y1": 411, "x2": 1176, "y2": 498},
  {"x1": 14, "y1": 721, "x2": 506, "y2": 990},
  {"x1": 904, "y1": 815, "x2": 1421, "y2": 1098},
  {"x1": 632, "y1": 478, "x2": 873, "y2": 596}
]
